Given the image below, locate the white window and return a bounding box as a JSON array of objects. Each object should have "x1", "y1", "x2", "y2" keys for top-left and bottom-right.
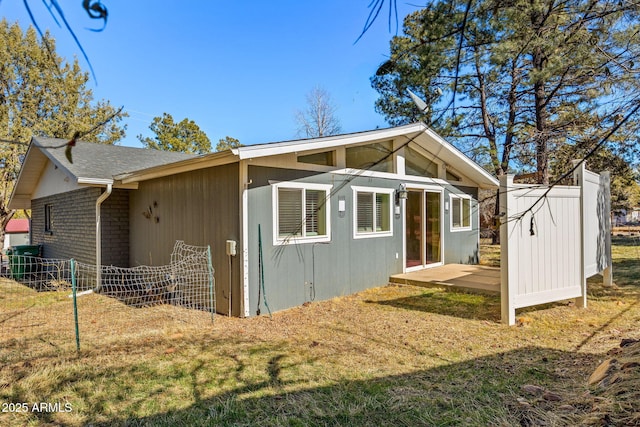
[
  {"x1": 450, "y1": 194, "x2": 472, "y2": 231},
  {"x1": 346, "y1": 141, "x2": 394, "y2": 173},
  {"x1": 404, "y1": 146, "x2": 438, "y2": 178},
  {"x1": 352, "y1": 186, "x2": 393, "y2": 239},
  {"x1": 297, "y1": 150, "x2": 336, "y2": 166},
  {"x1": 273, "y1": 182, "x2": 332, "y2": 244}
]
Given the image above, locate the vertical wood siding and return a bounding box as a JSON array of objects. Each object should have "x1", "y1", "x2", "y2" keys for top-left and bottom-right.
[{"x1": 129, "y1": 163, "x2": 239, "y2": 315}]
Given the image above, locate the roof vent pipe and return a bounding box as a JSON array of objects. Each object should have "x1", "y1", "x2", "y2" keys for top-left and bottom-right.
[{"x1": 94, "y1": 184, "x2": 112, "y2": 292}]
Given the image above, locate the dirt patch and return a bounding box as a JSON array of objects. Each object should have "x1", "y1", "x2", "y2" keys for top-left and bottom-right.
[
  {"x1": 581, "y1": 339, "x2": 640, "y2": 426},
  {"x1": 510, "y1": 338, "x2": 640, "y2": 427}
]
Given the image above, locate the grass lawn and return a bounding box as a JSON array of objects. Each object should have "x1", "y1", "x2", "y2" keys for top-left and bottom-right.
[{"x1": 1, "y1": 236, "x2": 639, "y2": 426}]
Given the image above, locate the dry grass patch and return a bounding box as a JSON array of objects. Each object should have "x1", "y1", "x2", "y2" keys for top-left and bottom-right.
[
  {"x1": 480, "y1": 242, "x2": 501, "y2": 267},
  {"x1": 0, "y1": 237, "x2": 639, "y2": 426}
]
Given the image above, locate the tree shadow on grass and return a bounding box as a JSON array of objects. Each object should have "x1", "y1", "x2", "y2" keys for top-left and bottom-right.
[
  {"x1": 608, "y1": 259, "x2": 640, "y2": 288},
  {"x1": 611, "y1": 235, "x2": 640, "y2": 247},
  {"x1": 74, "y1": 345, "x2": 601, "y2": 427},
  {"x1": 588, "y1": 256, "x2": 640, "y2": 300},
  {"x1": 365, "y1": 289, "x2": 502, "y2": 322}
]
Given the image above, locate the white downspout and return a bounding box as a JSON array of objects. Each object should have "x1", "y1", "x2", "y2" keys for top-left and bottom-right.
[{"x1": 94, "y1": 184, "x2": 112, "y2": 292}]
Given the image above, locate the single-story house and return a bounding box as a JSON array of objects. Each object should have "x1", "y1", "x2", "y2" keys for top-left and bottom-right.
[
  {"x1": 10, "y1": 123, "x2": 498, "y2": 316},
  {"x1": 3, "y1": 218, "x2": 30, "y2": 250},
  {"x1": 612, "y1": 208, "x2": 640, "y2": 226}
]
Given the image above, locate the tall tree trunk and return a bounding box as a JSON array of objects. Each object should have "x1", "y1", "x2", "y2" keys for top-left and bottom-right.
[
  {"x1": 533, "y1": 74, "x2": 549, "y2": 185},
  {"x1": 531, "y1": 4, "x2": 550, "y2": 185},
  {"x1": 492, "y1": 186, "x2": 501, "y2": 245}
]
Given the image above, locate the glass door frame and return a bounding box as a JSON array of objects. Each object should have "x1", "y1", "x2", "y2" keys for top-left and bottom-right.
[{"x1": 403, "y1": 185, "x2": 444, "y2": 272}]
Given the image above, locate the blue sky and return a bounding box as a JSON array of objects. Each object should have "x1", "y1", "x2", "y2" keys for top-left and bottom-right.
[{"x1": 1, "y1": 1, "x2": 420, "y2": 148}]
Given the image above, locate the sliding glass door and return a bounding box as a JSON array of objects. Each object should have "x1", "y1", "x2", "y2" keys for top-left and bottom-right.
[{"x1": 405, "y1": 189, "x2": 441, "y2": 269}]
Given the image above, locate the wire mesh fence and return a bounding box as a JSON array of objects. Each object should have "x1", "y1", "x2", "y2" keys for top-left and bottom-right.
[{"x1": 0, "y1": 241, "x2": 215, "y2": 360}]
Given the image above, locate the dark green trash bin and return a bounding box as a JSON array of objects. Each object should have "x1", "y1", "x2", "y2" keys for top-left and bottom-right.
[{"x1": 7, "y1": 245, "x2": 41, "y2": 280}]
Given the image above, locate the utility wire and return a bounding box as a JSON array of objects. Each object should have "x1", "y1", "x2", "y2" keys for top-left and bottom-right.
[{"x1": 507, "y1": 102, "x2": 640, "y2": 225}]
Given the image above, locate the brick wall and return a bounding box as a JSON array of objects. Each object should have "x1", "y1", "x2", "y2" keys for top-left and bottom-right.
[
  {"x1": 31, "y1": 187, "x2": 130, "y2": 267},
  {"x1": 101, "y1": 189, "x2": 129, "y2": 267}
]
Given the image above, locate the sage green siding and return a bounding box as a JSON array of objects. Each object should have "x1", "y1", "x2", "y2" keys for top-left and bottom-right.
[
  {"x1": 247, "y1": 166, "x2": 404, "y2": 315},
  {"x1": 246, "y1": 166, "x2": 481, "y2": 315},
  {"x1": 443, "y1": 185, "x2": 480, "y2": 265}
]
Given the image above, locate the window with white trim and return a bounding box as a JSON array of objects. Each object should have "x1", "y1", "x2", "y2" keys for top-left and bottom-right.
[
  {"x1": 405, "y1": 146, "x2": 438, "y2": 178},
  {"x1": 346, "y1": 141, "x2": 394, "y2": 173},
  {"x1": 353, "y1": 187, "x2": 393, "y2": 238},
  {"x1": 297, "y1": 150, "x2": 335, "y2": 166},
  {"x1": 450, "y1": 195, "x2": 472, "y2": 231},
  {"x1": 273, "y1": 182, "x2": 332, "y2": 244}
]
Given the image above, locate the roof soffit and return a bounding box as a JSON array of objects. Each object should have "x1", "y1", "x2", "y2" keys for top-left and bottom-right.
[{"x1": 105, "y1": 123, "x2": 497, "y2": 189}]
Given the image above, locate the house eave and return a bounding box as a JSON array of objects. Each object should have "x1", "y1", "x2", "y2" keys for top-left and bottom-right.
[
  {"x1": 233, "y1": 123, "x2": 427, "y2": 160},
  {"x1": 77, "y1": 177, "x2": 114, "y2": 186},
  {"x1": 416, "y1": 127, "x2": 499, "y2": 189},
  {"x1": 115, "y1": 124, "x2": 435, "y2": 184},
  {"x1": 52, "y1": 123, "x2": 498, "y2": 191},
  {"x1": 8, "y1": 195, "x2": 32, "y2": 210},
  {"x1": 115, "y1": 151, "x2": 239, "y2": 184}
]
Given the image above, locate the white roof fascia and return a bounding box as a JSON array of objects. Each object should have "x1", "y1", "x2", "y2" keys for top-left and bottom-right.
[
  {"x1": 114, "y1": 126, "x2": 423, "y2": 184},
  {"x1": 113, "y1": 123, "x2": 498, "y2": 189},
  {"x1": 419, "y1": 126, "x2": 499, "y2": 188},
  {"x1": 233, "y1": 123, "x2": 425, "y2": 160}
]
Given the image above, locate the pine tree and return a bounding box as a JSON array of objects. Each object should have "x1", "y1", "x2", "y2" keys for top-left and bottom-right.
[
  {"x1": 0, "y1": 19, "x2": 126, "y2": 243},
  {"x1": 138, "y1": 113, "x2": 211, "y2": 154},
  {"x1": 372, "y1": 0, "x2": 640, "y2": 184}
]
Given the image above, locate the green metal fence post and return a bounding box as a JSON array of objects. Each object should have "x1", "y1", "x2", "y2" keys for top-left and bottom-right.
[{"x1": 71, "y1": 259, "x2": 80, "y2": 352}]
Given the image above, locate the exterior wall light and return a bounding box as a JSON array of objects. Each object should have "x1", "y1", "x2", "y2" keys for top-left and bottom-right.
[{"x1": 395, "y1": 184, "x2": 408, "y2": 206}]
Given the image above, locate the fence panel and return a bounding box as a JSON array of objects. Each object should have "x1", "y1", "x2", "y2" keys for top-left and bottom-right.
[
  {"x1": 0, "y1": 241, "x2": 215, "y2": 358},
  {"x1": 500, "y1": 177, "x2": 583, "y2": 325},
  {"x1": 0, "y1": 258, "x2": 77, "y2": 362},
  {"x1": 500, "y1": 167, "x2": 612, "y2": 324},
  {"x1": 578, "y1": 167, "x2": 612, "y2": 281}
]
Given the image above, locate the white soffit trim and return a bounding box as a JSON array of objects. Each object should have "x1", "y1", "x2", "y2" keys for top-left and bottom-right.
[
  {"x1": 234, "y1": 123, "x2": 426, "y2": 159},
  {"x1": 115, "y1": 126, "x2": 424, "y2": 184},
  {"x1": 113, "y1": 123, "x2": 498, "y2": 189}
]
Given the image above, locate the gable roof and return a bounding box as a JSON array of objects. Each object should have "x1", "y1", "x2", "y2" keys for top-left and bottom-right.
[
  {"x1": 36, "y1": 137, "x2": 194, "y2": 181},
  {"x1": 10, "y1": 137, "x2": 194, "y2": 209},
  {"x1": 10, "y1": 124, "x2": 499, "y2": 210},
  {"x1": 115, "y1": 123, "x2": 499, "y2": 189}
]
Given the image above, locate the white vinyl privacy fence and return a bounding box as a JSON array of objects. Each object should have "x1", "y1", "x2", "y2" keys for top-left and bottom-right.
[{"x1": 499, "y1": 163, "x2": 612, "y2": 325}]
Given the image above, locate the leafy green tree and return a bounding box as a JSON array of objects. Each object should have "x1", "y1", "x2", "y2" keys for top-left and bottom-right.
[
  {"x1": 372, "y1": 0, "x2": 640, "y2": 185},
  {"x1": 0, "y1": 19, "x2": 126, "y2": 243},
  {"x1": 138, "y1": 113, "x2": 211, "y2": 154},
  {"x1": 551, "y1": 142, "x2": 639, "y2": 210},
  {"x1": 215, "y1": 136, "x2": 242, "y2": 152}
]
